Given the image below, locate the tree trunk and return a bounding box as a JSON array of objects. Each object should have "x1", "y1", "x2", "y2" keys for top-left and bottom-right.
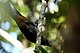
[{"x1": 62, "y1": 3, "x2": 80, "y2": 53}]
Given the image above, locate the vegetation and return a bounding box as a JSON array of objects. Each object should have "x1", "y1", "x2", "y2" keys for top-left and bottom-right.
[{"x1": 0, "y1": 0, "x2": 80, "y2": 53}]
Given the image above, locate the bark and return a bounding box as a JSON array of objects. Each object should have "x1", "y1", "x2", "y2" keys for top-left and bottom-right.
[{"x1": 62, "y1": 3, "x2": 80, "y2": 53}]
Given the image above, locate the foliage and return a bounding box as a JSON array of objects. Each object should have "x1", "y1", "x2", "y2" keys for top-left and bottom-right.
[{"x1": 0, "y1": 0, "x2": 74, "y2": 53}]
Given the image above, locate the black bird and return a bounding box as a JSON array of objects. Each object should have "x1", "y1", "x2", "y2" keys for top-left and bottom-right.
[{"x1": 1, "y1": 1, "x2": 50, "y2": 46}]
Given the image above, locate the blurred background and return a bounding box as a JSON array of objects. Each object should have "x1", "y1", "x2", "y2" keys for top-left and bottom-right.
[{"x1": 0, "y1": 0, "x2": 67, "y2": 53}]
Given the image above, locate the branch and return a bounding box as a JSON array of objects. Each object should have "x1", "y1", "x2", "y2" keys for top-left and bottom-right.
[{"x1": 35, "y1": 0, "x2": 47, "y2": 52}]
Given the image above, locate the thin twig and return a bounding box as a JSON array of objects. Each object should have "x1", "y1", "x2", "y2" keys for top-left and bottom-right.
[{"x1": 35, "y1": 0, "x2": 47, "y2": 51}]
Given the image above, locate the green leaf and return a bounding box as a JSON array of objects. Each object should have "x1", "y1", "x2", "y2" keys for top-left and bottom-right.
[{"x1": 39, "y1": 46, "x2": 48, "y2": 53}]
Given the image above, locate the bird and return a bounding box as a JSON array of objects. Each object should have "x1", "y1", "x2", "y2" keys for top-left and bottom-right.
[{"x1": 1, "y1": 1, "x2": 51, "y2": 46}]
